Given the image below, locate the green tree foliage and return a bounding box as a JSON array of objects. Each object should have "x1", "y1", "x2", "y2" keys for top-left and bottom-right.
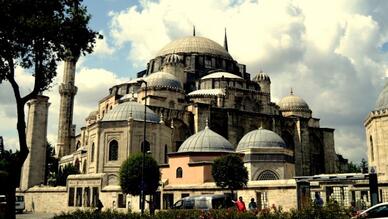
[
  {"x1": 0, "y1": 0, "x2": 99, "y2": 218},
  {"x1": 119, "y1": 153, "x2": 160, "y2": 196},
  {"x1": 45, "y1": 142, "x2": 59, "y2": 185},
  {"x1": 360, "y1": 158, "x2": 368, "y2": 173},
  {"x1": 211, "y1": 154, "x2": 248, "y2": 198},
  {"x1": 56, "y1": 163, "x2": 80, "y2": 186}
]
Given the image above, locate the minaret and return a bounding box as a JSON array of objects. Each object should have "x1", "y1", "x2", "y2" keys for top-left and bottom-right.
[
  {"x1": 193, "y1": 25, "x2": 196, "y2": 36},
  {"x1": 224, "y1": 28, "x2": 228, "y2": 51},
  {"x1": 20, "y1": 95, "x2": 50, "y2": 190},
  {"x1": 56, "y1": 56, "x2": 78, "y2": 158}
]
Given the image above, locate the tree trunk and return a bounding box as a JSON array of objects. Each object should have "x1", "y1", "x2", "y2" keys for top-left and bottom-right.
[{"x1": 4, "y1": 76, "x2": 30, "y2": 219}]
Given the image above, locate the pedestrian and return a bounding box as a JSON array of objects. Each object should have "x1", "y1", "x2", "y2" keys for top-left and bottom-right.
[
  {"x1": 313, "y1": 192, "x2": 323, "y2": 207},
  {"x1": 96, "y1": 199, "x2": 103, "y2": 213},
  {"x1": 248, "y1": 198, "x2": 258, "y2": 214},
  {"x1": 234, "y1": 196, "x2": 247, "y2": 212}
]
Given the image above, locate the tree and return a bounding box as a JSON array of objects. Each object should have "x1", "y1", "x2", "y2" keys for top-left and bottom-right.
[
  {"x1": 45, "y1": 142, "x2": 59, "y2": 185},
  {"x1": 347, "y1": 161, "x2": 360, "y2": 173},
  {"x1": 212, "y1": 154, "x2": 248, "y2": 199},
  {"x1": 360, "y1": 158, "x2": 368, "y2": 174},
  {"x1": 119, "y1": 153, "x2": 160, "y2": 196},
  {"x1": 0, "y1": 0, "x2": 99, "y2": 218},
  {"x1": 56, "y1": 163, "x2": 80, "y2": 186}
]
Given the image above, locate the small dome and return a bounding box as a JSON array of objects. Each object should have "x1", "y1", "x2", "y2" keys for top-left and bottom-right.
[
  {"x1": 375, "y1": 81, "x2": 388, "y2": 110},
  {"x1": 201, "y1": 71, "x2": 243, "y2": 80},
  {"x1": 178, "y1": 125, "x2": 234, "y2": 153},
  {"x1": 236, "y1": 127, "x2": 286, "y2": 151},
  {"x1": 163, "y1": 54, "x2": 183, "y2": 64},
  {"x1": 253, "y1": 71, "x2": 270, "y2": 82},
  {"x1": 101, "y1": 101, "x2": 160, "y2": 123},
  {"x1": 143, "y1": 71, "x2": 183, "y2": 90},
  {"x1": 87, "y1": 110, "x2": 98, "y2": 119},
  {"x1": 278, "y1": 90, "x2": 310, "y2": 111},
  {"x1": 157, "y1": 36, "x2": 233, "y2": 60}
]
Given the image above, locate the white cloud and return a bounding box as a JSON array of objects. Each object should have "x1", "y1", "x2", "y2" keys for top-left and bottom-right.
[
  {"x1": 0, "y1": 61, "x2": 127, "y2": 151},
  {"x1": 107, "y1": 0, "x2": 388, "y2": 162},
  {"x1": 93, "y1": 32, "x2": 115, "y2": 56}
]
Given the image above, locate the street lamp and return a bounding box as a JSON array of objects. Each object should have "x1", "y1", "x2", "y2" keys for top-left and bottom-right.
[{"x1": 137, "y1": 79, "x2": 148, "y2": 215}]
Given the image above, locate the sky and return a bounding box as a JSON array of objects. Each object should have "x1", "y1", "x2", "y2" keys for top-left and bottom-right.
[{"x1": 1, "y1": 0, "x2": 388, "y2": 163}]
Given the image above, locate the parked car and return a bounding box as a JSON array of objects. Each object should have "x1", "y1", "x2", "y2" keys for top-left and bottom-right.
[
  {"x1": 15, "y1": 195, "x2": 25, "y2": 213},
  {"x1": 172, "y1": 194, "x2": 234, "y2": 210},
  {"x1": 352, "y1": 202, "x2": 388, "y2": 218}
]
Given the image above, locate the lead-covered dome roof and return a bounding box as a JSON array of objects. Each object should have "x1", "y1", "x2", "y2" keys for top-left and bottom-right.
[
  {"x1": 143, "y1": 71, "x2": 183, "y2": 90},
  {"x1": 375, "y1": 81, "x2": 388, "y2": 110},
  {"x1": 253, "y1": 71, "x2": 270, "y2": 82},
  {"x1": 156, "y1": 36, "x2": 233, "y2": 60},
  {"x1": 236, "y1": 127, "x2": 286, "y2": 151},
  {"x1": 278, "y1": 90, "x2": 310, "y2": 111},
  {"x1": 101, "y1": 101, "x2": 160, "y2": 123},
  {"x1": 178, "y1": 125, "x2": 234, "y2": 153}
]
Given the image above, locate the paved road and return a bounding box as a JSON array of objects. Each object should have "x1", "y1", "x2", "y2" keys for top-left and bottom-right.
[{"x1": 16, "y1": 212, "x2": 55, "y2": 219}]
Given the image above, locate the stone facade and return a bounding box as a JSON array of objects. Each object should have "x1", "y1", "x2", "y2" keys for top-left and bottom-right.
[{"x1": 365, "y1": 80, "x2": 388, "y2": 181}]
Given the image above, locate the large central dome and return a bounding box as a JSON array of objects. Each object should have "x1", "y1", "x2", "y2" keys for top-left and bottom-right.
[{"x1": 156, "y1": 36, "x2": 233, "y2": 60}]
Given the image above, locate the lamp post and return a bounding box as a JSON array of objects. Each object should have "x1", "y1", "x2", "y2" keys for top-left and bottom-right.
[{"x1": 137, "y1": 79, "x2": 147, "y2": 215}]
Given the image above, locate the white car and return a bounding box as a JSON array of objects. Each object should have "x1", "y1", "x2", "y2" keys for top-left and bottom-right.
[
  {"x1": 15, "y1": 195, "x2": 25, "y2": 214},
  {"x1": 353, "y1": 202, "x2": 388, "y2": 219}
]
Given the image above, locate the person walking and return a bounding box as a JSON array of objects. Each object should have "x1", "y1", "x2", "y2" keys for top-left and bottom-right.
[
  {"x1": 313, "y1": 192, "x2": 324, "y2": 207},
  {"x1": 96, "y1": 199, "x2": 104, "y2": 213},
  {"x1": 248, "y1": 198, "x2": 258, "y2": 214},
  {"x1": 235, "y1": 196, "x2": 247, "y2": 212}
]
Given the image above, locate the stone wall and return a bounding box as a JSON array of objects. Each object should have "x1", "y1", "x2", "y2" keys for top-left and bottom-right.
[{"x1": 17, "y1": 186, "x2": 67, "y2": 213}]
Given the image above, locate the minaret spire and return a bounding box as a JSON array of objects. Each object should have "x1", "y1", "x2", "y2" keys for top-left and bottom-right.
[
  {"x1": 224, "y1": 28, "x2": 228, "y2": 51},
  {"x1": 193, "y1": 25, "x2": 196, "y2": 36}
]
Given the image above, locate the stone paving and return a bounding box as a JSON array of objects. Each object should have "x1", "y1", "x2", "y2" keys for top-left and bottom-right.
[{"x1": 16, "y1": 212, "x2": 55, "y2": 219}]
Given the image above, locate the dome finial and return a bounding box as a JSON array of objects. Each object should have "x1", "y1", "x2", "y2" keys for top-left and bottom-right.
[
  {"x1": 205, "y1": 118, "x2": 209, "y2": 128},
  {"x1": 290, "y1": 87, "x2": 294, "y2": 95},
  {"x1": 193, "y1": 25, "x2": 196, "y2": 36},
  {"x1": 170, "y1": 119, "x2": 174, "y2": 129}
]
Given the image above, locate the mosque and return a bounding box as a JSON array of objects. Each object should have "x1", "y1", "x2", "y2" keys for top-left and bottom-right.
[{"x1": 19, "y1": 30, "x2": 346, "y2": 212}]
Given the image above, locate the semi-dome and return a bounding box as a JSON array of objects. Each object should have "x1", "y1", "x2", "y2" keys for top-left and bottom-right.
[
  {"x1": 201, "y1": 71, "x2": 243, "y2": 80},
  {"x1": 236, "y1": 127, "x2": 286, "y2": 151},
  {"x1": 178, "y1": 125, "x2": 234, "y2": 153},
  {"x1": 143, "y1": 71, "x2": 183, "y2": 90},
  {"x1": 156, "y1": 36, "x2": 233, "y2": 60},
  {"x1": 278, "y1": 90, "x2": 310, "y2": 111},
  {"x1": 101, "y1": 101, "x2": 160, "y2": 123},
  {"x1": 375, "y1": 81, "x2": 388, "y2": 110}
]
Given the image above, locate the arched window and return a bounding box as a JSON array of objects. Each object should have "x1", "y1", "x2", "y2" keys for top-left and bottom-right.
[
  {"x1": 169, "y1": 101, "x2": 175, "y2": 109},
  {"x1": 370, "y1": 136, "x2": 374, "y2": 161},
  {"x1": 90, "y1": 143, "x2": 95, "y2": 162},
  {"x1": 257, "y1": 170, "x2": 279, "y2": 180},
  {"x1": 176, "y1": 167, "x2": 183, "y2": 178},
  {"x1": 109, "y1": 140, "x2": 119, "y2": 161},
  {"x1": 74, "y1": 158, "x2": 80, "y2": 171},
  {"x1": 76, "y1": 141, "x2": 81, "y2": 150},
  {"x1": 82, "y1": 161, "x2": 87, "y2": 174},
  {"x1": 164, "y1": 144, "x2": 168, "y2": 164}
]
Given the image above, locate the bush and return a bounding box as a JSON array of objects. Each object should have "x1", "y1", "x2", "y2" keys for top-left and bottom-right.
[{"x1": 53, "y1": 202, "x2": 352, "y2": 219}]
